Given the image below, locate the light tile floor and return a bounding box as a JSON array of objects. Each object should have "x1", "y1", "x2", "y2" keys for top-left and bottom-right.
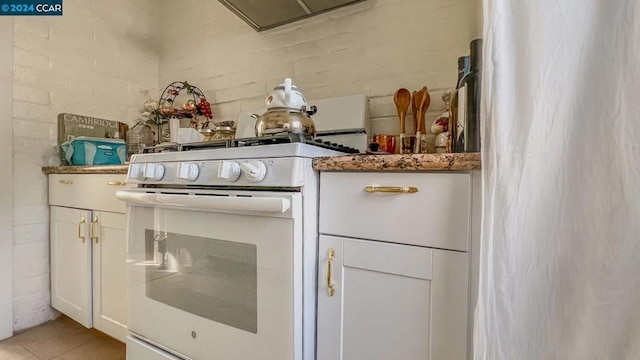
[{"x1": 0, "y1": 316, "x2": 125, "y2": 360}]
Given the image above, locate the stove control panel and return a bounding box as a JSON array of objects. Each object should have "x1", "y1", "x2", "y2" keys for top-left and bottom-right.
[{"x1": 127, "y1": 157, "x2": 308, "y2": 187}]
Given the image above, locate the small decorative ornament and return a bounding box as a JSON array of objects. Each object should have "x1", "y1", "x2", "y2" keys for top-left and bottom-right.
[
  {"x1": 430, "y1": 92, "x2": 451, "y2": 135},
  {"x1": 151, "y1": 81, "x2": 215, "y2": 144},
  {"x1": 181, "y1": 100, "x2": 196, "y2": 112}
]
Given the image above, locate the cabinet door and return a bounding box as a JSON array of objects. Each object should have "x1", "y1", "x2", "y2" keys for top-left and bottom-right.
[
  {"x1": 50, "y1": 206, "x2": 92, "y2": 328},
  {"x1": 317, "y1": 235, "x2": 468, "y2": 360},
  {"x1": 92, "y1": 211, "x2": 127, "y2": 342}
]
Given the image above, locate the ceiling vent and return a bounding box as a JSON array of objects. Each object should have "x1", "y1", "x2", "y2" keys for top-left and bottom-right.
[{"x1": 219, "y1": 0, "x2": 366, "y2": 31}]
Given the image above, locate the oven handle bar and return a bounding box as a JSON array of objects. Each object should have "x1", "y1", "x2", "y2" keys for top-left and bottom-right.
[{"x1": 115, "y1": 191, "x2": 291, "y2": 213}]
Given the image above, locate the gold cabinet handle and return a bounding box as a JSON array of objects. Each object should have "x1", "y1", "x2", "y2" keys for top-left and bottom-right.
[
  {"x1": 59, "y1": 179, "x2": 73, "y2": 185},
  {"x1": 78, "y1": 217, "x2": 85, "y2": 243},
  {"x1": 107, "y1": 181, "x2": 126, "y2": 186},
  {"x1": 326, "y1": 247, "x2": 335, "y2": 297},
  {"x1": 90, "y1": 216, "x2": 99, "y2": 243},
  {"x1": 364, "y1": 185, "x2": 418, "y2": 194}
]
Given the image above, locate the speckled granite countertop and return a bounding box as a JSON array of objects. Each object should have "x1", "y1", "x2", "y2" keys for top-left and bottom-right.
[
  {"x1": 312, "y1": 153, "x2": 481, "y2": 171},
  {"x1": 42, "y1": 165, "x2": 129, "y2": 174},
  {"x1": 42, "y1": 154, "x2": 480, "y2": 174}
]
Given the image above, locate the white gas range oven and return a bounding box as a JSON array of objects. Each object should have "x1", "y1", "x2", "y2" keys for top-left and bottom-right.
[{"x1": 117, "y1": 96, "x2": 368, "y2": 360}]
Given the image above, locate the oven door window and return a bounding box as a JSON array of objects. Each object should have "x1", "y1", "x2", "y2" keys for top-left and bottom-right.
[{"x1": 145, "y1": 229, "x2": 257, "y2": 333}]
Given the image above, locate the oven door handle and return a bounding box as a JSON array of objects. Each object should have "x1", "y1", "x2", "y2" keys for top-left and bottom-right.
[{"x1": 116, "y1": 191, "x2": 291, "y2": 213}]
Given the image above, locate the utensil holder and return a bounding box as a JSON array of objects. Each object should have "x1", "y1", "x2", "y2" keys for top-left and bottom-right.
[
  {"x1": 400, "y1": 134, "x2": 416, "y2": 154},
  {"x1": 417, "y1": 134, "x2": 428, "y2": 154}
]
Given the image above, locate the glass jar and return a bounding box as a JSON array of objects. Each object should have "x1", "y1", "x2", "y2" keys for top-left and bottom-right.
[{"x1": 127, "y1": 121, "x2": 155, "y2": 155}]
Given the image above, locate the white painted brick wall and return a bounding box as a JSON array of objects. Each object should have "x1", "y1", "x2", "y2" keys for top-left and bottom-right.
[
  {"x1": 11, "y1": 0, "x2": 160, "y2": 332},
  {"x1": 0, "y1": 17, "x2": 14, "y2": 340},
  {"x1": 159, "y1": 0, "x2": 482, "y2": 149}
]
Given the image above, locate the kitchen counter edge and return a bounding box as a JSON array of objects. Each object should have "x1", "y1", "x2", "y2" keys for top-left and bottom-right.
[
  {"x1": 312, "y1": 153, "x2": 481, "y2": 171},
  {"x1": 42, "y1": 165, "x2": 129, "y2": 174}
]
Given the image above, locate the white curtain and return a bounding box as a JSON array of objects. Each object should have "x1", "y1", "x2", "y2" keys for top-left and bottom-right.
[{"x1": 476, "y1": 0, "x2": 640, "y2": 359}]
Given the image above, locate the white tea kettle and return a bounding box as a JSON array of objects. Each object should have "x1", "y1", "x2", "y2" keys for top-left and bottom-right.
[
  {"x1": 265, "y1": 78, "x2": 308, "y2": 111},
  {"x1": 252, "y1": 78, "x2": 318, "y2": 137}
]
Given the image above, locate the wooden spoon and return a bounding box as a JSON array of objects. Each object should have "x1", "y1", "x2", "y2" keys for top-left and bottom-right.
[
  {"x1": 394, "y1": 88, "x2": 411, "y2": 135},
  {"x1": 411, "y1": 90, "x2": 423, "y2": 135},
  {"x1": 414, "y1": 86, "x2": 431, "y2": 153},
  {"x1": 411, "y1": 90, "x2": 420, "y2": 135},
  {"x1": 419, "y1": 87, "x2": 430, "y2": 133}
]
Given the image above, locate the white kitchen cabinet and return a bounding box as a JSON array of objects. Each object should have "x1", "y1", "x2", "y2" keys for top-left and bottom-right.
[
  {"x1": 50, "y1": 206, "x2": 92, "y2": 327},
  {"x1": 48, "y1": 174, "x2": 127, "y2": 342},
  {"x1": 318, "y1": 171, "x2": 477, "y2": 360},
  {"x1": 91, "y1": 211, "x2": 127, "y2": 341}
]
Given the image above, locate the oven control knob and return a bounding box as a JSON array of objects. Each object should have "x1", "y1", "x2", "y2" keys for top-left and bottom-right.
[
  {"x1": 144, "y1": 163, "x2": 165, "y2": 180},
  {"x1": 128, "y1": 163, "x2": 145, "y2": 180},
  {"x1": 240, "y1": 161, "x2": 267, "y2": 183},
  {"x1": 218, "y1": 161, "x2": 241, "y2": 182},
  {"x1": 178, "y1": 162, "x2": 199, "y2": 181}
]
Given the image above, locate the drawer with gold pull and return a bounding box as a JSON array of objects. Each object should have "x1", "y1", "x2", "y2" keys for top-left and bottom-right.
[
  {"x1": 319, "y1": 172, "x2": 471, "y2": 251},
  {"x1": 49, "y1": 174, "x2": 127, "y2": 213}
]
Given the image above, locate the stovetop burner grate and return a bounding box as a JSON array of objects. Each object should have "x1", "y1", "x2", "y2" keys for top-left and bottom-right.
[{"x1": 143, "y1": 133, "x2": 360, "y2": 154}]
